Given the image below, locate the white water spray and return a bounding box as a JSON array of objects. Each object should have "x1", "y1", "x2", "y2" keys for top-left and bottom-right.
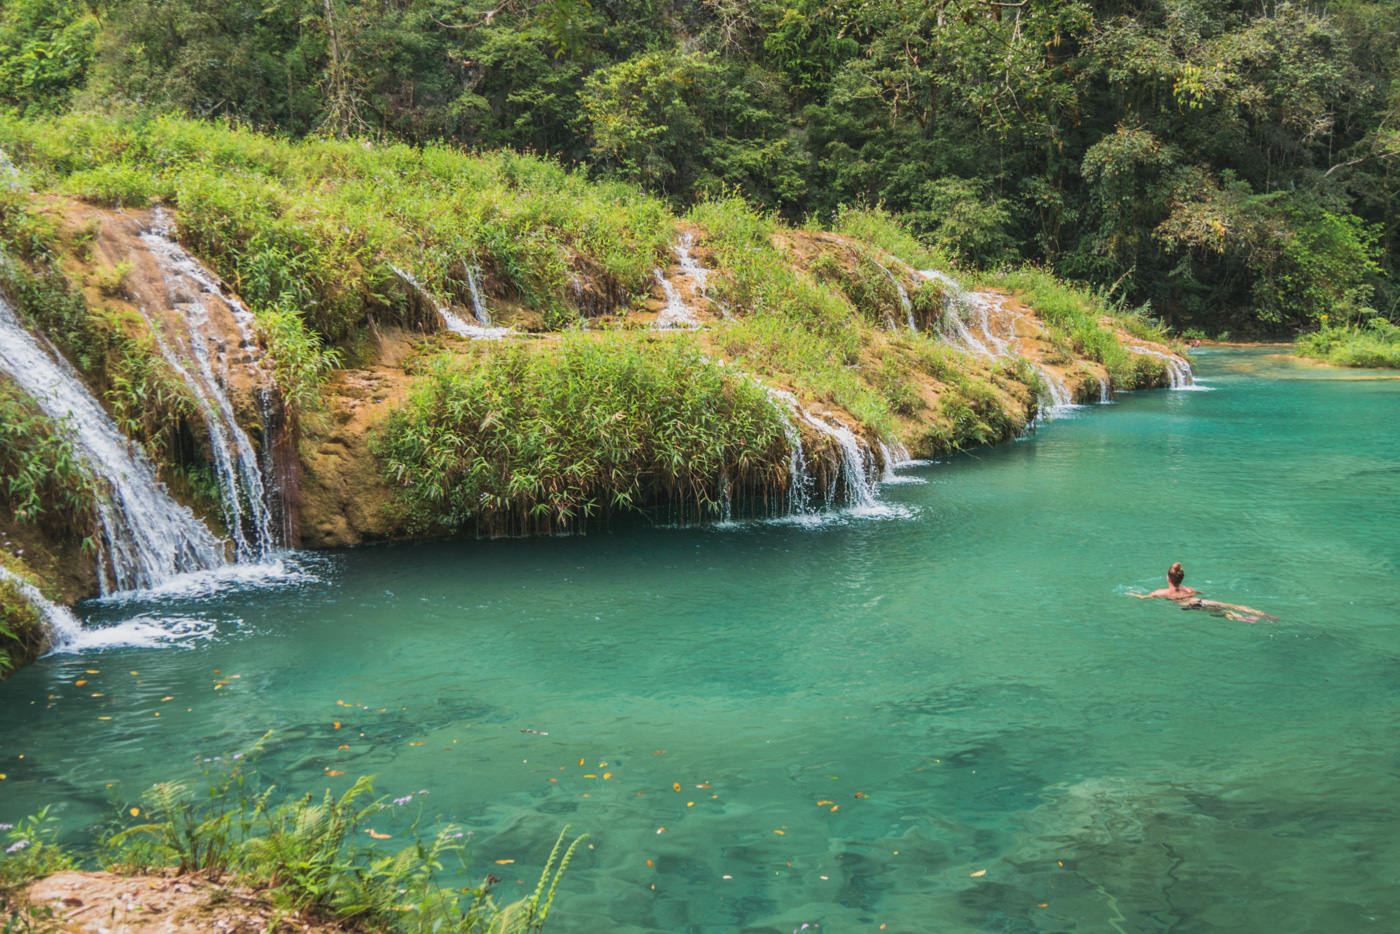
[{"x1": 0, "y1": 293, "x2": 226, "y2": 592}]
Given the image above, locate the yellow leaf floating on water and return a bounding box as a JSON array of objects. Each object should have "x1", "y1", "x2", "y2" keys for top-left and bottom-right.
[
  {"x1": 161, "y1": 697, "x2": 173, "y2": 702},
  {"x1": 579, "y1": 758, "x2": 585, "y2": 766},
  {"x1": 830, "y1": 805, "x2": 839, "y2": 812},
  {"x1": 129, "y1": 807, "x2": 140, "y2": 817},
  {"x1": 409, "y1": 741, "x2": 425, "y2": 746},
  {"x1": 97, "y1": 716, "x2": 111, "y2": 721},
  {"x1": 603, "y1": 772, "x2": 612, "y2": 780},
  {"x1": 686, "y1": 802, "x2": 694, "y2": 807},
  {"x1": 75, "y1": 680, "x2": 87, "y2": 687},
  {"x1": 970, "y1": 869, "x2": 986, "y2": 878},
  {"x1": 333, "y1": 721, "x2": 341, "y2": 729},
  {"x1": 584, "y1": 774, "x2": 597, "y2": 778},
  {"x1": 326, "y1": 770, "x2": 345, "y2": 776},
  {"x1": 816, "y1": 800, "x2": 833, "y2": 806},
  {"x1": 85, "y1": 669, "x2": 98, "y2": 675},
  {"x1": 495, "y1": 859, "x2": 515, "y2": 865},
  {"x1": 656, "y1": 827, "x2": 667, "y2": 834},
  {"x1": 773, "y1": 830, "x2": 785, "y2": 835},
  {"x1": 367, "y1": 830, "x2": 391, "y2": 840},
  {"x1": 338, "y1": 744, "x2": 349, "y2": 750},
  {"x1": 672, "y1": 783, "x2": 681, "y2": 792}
]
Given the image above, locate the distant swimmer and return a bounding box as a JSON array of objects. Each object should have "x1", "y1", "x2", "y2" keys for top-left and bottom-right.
[
  {"x1": 1131, "y1": 561, "x2": 1277, "y2": 623},
  {"x1": 1133, "y1": 562, "x2": 1199, "y2": 600}
]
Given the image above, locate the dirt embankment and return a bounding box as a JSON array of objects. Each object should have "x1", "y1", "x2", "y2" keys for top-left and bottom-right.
[{"x1": 19, "y1": 870, "x2": 353, "y2": 934}]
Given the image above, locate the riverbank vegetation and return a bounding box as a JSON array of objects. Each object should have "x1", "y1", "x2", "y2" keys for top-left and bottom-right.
[
  {"x1": 0, "y1": 111, "x2": 1184, "y2": 557},
  {"x1": 1, "y1": 0, "x2": 1393, "y2": 341},
  {"x1": 1296, "y1": 317, "x2": 1400, "y2": 368},
  {"x1": 2, "y1": 754, "x2": 583, "y2": 933}
]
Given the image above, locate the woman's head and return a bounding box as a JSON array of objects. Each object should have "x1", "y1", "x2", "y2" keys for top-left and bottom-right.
[{"x1": 1168, "y1": 562, "x2": 1185, "y2": 586}]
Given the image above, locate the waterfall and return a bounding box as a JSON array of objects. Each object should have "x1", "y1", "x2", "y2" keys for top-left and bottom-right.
[
  {"x1": 964, "y1": 292, "x2": 1015, "y2": 357},
  {"x1": 878, "y1": 440, "x2": 911, "y2": 481},
  {"x1": 0, "y1": 147, "x2": 18, "y2": 190},
  {"x1": 794, "y1": 409, "x2": 878, "y2": 508},
  {"x1": 0, "y1": 566, "x2": 82, "y2": 647},
  {"x1": 1126, "y1": 345, "x2": 1193, "y2": 388},
  {"x1": 1035, "y1": 366, "x2": 1074, "y2": 416},
  {"x1": 0, "y1": 293, "x2": 227, "y2": 593},
  {"x1": 765, "y1": 388, "x2": 812, "y2": 514},
  {"x1": 872, "y1": 259, "x2": 917, "y2": 331},
  {"x1": 391, "y1": 265, "x2": 508, "y2": 340},
  {"x1": 918, "y1": 270, "x2": 995, "y2": 358},
  {"x1": 653, "y1": 267, "x2": 699, "y2": 330},
  {"x1": 1095, "y1": 371, "x2": 1112, "y2": 403},
  {"x1": 464, "y1": 266, "x2": 492, "y2": 326},
  {"x1": 139, "y1": 212, "x2": 277, "y2": 560},
  {"x1": 674, "y1": 233, "x2": 709, "y2": 294}
]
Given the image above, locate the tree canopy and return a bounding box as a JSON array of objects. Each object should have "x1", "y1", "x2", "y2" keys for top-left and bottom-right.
[{"x1": 2, "y1": 0, "x2": 1395, "y2": 333}]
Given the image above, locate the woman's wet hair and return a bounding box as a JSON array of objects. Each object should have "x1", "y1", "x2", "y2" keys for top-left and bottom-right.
[{"x1": 1168, "y1": 562, "x2": 1185, "y2": 586}]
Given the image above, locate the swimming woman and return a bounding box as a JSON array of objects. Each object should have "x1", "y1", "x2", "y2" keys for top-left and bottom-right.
[{"x1": 1132, "y1": 562, "x2": 1277, "y2": 622}]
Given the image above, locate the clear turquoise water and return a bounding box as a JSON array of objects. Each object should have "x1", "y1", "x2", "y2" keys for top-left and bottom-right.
[{"x1": 2, "y1": 348, "x2": 1399, "y2": 933}]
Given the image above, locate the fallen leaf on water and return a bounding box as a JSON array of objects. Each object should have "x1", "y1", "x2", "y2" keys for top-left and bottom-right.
[
  {"x1": 367, "y1": 830, "x2": 391, "y2": 839},
  {"x1": 672, "y1": 783, "x2": 681, "y2": 792},
  {"x1": 337, "y1": 744, "x2": 349, "y2": 750},
  {"x1": 603, "y1": 772, "x2": 612, "y2": 780},
  {"x1": 820, "y1": 875, "x2": 829, "y2": 881},
  {"x1": 645, "y1": 859, "x2": 653, "y2": 867},
  {"x1": 333, "y1": 721, "x2": 341, "y2": 729},
  {"x1": 0, "y1": 774, "x2": 6, "y2": 780},
  {"x1": 830, "y1": 805, "x2": 839, "y2": 812},
  {"x1": 722, "y1": 874, "x2": 732, "y2": 880},
  {"x1": 129, "y1": 807, "x2": 140, "y2": 817},
  {"x1": 578, "y1": 758, "x2": 585, "y2": 766},
  {"x1": 494, "y1": 859, "x2": 515, "y2": 865},
  {"x1": 75, "y1": 680, "x2": 87, "y2": 687},
  {"x1": 696, "y1": 783, "x2": 711, "y2": 788},
  {"x1": 1037, "y1": 903, "x2": 1048, "y2": 908},
  {"x1": 816, "y1": 800, "x2": 833, "y2": 806},
  {"x1": 773, "y1": 830, "x2": 785, "y2": 835},
  {"x1": 686, "y1": 802, "x2": 694, "y2": 807},
  {"x1": 85, "y1": 669, "x2": 98, "y2": 674},
  {"x1": 326, "y1": 770, "x2": 345, "y2": 776},
  {"x1": 161, "y1": 697, "x2": 173, "y2": 702},
  {"x1": 855, "y1": 792, "x2": 866, "y2": 798},
  {"x1": 584, "y1": 774, "x2": 597, "y2": 778},
  {"x1": 970, "y1": 869, "x2": 986, "y2": 878},
  {"x1": 97, "y1": 716, "x2": 111, "y2": 721},
  {"x1": 90, "y1": 693, "x2": 103, "y2": 697},
  {"x1": 409, "y1": 741, "x2": 425, "y2": 746},
  {"x1": 656, "y1": 827, "x2": 667, "y2": 834},
  {"x1": 653, "y1": 750, "x2": 665, "y2": 755}
]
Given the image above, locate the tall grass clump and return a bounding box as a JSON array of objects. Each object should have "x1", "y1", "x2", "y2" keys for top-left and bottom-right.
[
  {"x1": 374, "y1": 334, "x2": 791, "y2": 534},
  {"x1": 1296, "y1": 317, "x2": 1400, "y2": 368}
]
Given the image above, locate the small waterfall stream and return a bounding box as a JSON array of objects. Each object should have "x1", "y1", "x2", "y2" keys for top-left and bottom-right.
[
  {"x1": 391, "y1": 265, "x2": 508, "y2": 339},
  {"x1": 139, "y1": 212, "x2": 277, "y2": 560},
  {"x1": 0, "y1": 292, "x2": 227, "y2": 593},
  {"x1": 1126, "y1": 344, "x2": 1194, "y2": 388},
  {"x1": 0, "y1": 565, "x2": 82, "y2": 647}
]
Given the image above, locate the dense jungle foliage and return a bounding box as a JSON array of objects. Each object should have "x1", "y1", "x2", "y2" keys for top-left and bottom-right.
[{"x1": 1, "y1": 0, "x2": 1395, "y2": 335}]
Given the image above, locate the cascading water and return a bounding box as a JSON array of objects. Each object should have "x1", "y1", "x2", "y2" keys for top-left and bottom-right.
[
  {"x1": 391, "y1": 265, "x2": 508, "y2": 340},
  {"x1": 1095, "y1": 371, "x2": 1112, "y2": 403},
  {"x1": 1127, "y1": 344, "x2": 1194, "y2": 388},
  {"x1": 653, "y1": 267, "x2": 699, "y2": 330},
  {"x1": 139, "y1": 212, "x2": 277, "y2": 560},
  {"x1": 795, "y1": 409, "x2": 878, "y2": 509},
  {"x1": 464, "y1": 266, "x2": 493, "y2": 326},
  {"x1": 873, "y1": 258, "x2": 917, "y2": 331},
  {"x1": 918, "y1": 270, "x2": 995, "y2": 358},
  {"x1": 0, "y1": 292, "x2": 227, "y2": 593},
  {"x1": 0, "y1": 566, "x2": 82, "y2": 647}
]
